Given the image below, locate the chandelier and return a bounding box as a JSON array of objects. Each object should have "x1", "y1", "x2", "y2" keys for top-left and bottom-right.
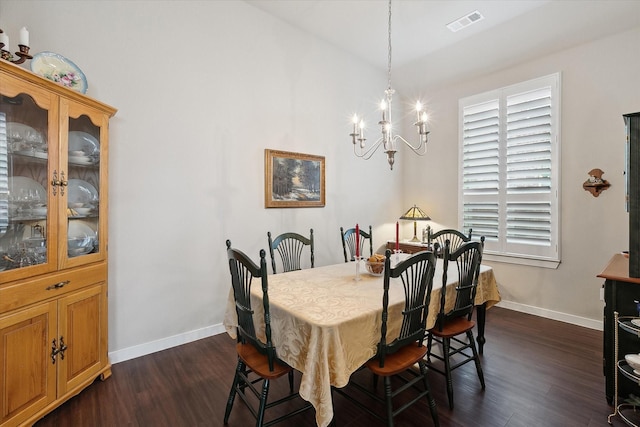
[{"x1": 349, "y1": 0, "x2": 430, "y2": 170}]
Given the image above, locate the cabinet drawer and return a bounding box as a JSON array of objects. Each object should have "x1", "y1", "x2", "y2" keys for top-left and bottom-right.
[{"x1": 0, "y1": 263, "x2": 106, "y2": 314}]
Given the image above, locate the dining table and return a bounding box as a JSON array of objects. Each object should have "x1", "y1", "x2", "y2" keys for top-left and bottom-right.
[{"x1": 223, "y1": 255, "x2": 501, "y2": 427}]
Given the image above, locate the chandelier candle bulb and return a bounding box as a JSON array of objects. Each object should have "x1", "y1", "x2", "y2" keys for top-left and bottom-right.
[{"x1": 19, "y1": 27, "x2": 28, "y2": 46}]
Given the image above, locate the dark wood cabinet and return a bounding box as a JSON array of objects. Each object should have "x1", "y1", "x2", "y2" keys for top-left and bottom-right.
[
  {"x1": 601, "y1": 113, "x2": 640, "y2": 405},
  {"x1": 625, "y1": 112, "x2": 640, "y2": 277},
  {"x1": 599, "y1": 254, "x2": 640, "y2": 404}
]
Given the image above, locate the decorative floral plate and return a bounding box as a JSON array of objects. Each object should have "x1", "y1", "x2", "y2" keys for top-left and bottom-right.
[{"x1": 30, "y1": 51, "x2": 87, "y2": 93}]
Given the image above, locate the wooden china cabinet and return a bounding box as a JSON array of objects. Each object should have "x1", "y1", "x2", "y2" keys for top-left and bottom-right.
[{"x1": 0, "y1": 61, "x2": 116, "y2": 426}]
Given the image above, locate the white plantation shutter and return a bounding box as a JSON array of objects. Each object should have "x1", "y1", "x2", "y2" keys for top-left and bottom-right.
[
  {"x1": 462, "y1": 99, "x2": 500, "y2": 241},
  {"x1": 460, "y1": 74, "x2": 560, "y2": 266}
]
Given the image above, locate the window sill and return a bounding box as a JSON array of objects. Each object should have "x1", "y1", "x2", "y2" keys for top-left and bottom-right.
[{"x1": 482, "y1": 253, "x2": 560, "y2": 269}]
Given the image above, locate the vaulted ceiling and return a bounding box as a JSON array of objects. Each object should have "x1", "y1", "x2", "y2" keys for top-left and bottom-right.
[{"x1": 245, "y1": 0, "x2": 640, "y2": 88}]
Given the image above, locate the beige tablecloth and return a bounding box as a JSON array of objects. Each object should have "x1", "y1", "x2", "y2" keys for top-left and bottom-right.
[{"x1": 223, "y1": 259, "x2": 500, "y2": 427}]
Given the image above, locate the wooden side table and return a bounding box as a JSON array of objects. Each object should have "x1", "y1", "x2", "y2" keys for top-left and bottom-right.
[{"x1": 385, "y1": 241, "x2": 433, "y2": 254}]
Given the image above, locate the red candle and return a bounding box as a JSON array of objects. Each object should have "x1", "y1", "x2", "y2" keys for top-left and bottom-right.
[
  {"x1": 355, "y1": 224, "x2": 360, "y2": 257},
  {"x1": 395, "y1": 221, "x2": 399, "y2": 251}
]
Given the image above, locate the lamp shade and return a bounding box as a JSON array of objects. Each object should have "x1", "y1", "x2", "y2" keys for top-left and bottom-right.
[
  {"x1": 399, "y1": 205, "x2": 431, "y2": 221},
  {"x1": 399, "y1": 205, "x2": 431, "y2": 242}
]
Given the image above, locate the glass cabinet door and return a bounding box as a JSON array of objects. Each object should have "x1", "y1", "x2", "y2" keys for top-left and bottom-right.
[
  {"x1": 0, "y1": 84, "x2": 55, "y2": 278},
  {"x1": 61, "y1": 99, "x2": 107, "y2": 267}
]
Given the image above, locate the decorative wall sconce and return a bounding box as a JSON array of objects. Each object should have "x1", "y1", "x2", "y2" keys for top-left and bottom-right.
[
  {"x1": 0, "y1": 27, "x2": 33, "y2": 65},
  {"x1": 583, "y1": 168, "x2": 611, "y2": 197}
]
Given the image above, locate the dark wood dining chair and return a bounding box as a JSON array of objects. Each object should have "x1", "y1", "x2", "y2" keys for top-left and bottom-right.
[
  {"x1": 340, "y1": 225, "x2": 373, "y2": 262},
  {"x1": 224, "y1": 240, "x2": 312, "y2": 426},
  {"x1": 428, "y1": 228, "x2": 472, "y2": 255},
  {"x1": 334, "y1": 249, "x2": 440, "y2": 427},
  {"x1": 426, "y1": 237, "x2": 486, "y2": 410},
  {"x1": 267, "y1": 229, "x2": 314, "y2": 274}
]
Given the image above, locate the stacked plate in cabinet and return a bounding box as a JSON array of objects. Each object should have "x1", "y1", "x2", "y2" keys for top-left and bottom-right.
[
  {"x1": 68, "y1": 220, "x2": 97, "y2": 257},
  {"x1": 626, "y1": 353, "x2": 640, "y2": 376},
  {"x1": 68, "y1": 131, "x2": 99, "y2": 165},
  {"x1": 67, "y1": 179, "x2": 98, "y2": 216}
]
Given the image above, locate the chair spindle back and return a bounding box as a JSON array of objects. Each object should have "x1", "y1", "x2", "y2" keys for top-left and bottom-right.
[
  {"x1": 340, "y1": 225, "x2": 373, "y2": 262},
  {"x1": 226, "y1": 240, "x2": 276, "y2": 371},
  {"x1": 436, "y1": 237, "x2": 485, "y2": 329},
  {"x1": 376, "y1": 248, "x2": 438, "y2": 367},
  {"x1": 428, "y1": 228, "x2": 472, "y2": 254},
  {"x1": 267, "y1": 229, "x2": 314, "y2": 274}
]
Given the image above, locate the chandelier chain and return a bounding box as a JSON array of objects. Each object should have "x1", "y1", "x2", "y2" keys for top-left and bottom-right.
[{"x1": 387, "y1": 0, "x2": 393, "y2": 91}]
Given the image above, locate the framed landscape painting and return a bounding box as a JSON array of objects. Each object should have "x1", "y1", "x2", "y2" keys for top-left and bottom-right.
[{"x1": 264, "y1": 149, "x2": 325, "y2": 208}]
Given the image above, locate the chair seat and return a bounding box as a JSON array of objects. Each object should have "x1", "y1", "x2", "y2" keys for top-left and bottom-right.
[
  {"x1": 429, "y1": 318, "x2": 476, "y2": 339},
  {"x1": 237, "y1": 342, "x2": 292, "y2": 380},
  {"x1": 366, "y1": 344, "x2": 428, "y2": 377}
]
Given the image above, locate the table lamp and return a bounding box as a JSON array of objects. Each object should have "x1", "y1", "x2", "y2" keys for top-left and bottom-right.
[{"x1": 399, "y1": 205, "x2": 431, "y2": 242}]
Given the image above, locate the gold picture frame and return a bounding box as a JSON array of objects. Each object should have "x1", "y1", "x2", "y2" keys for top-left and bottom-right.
[{"x1": 264, "y1": 149, "x2": 325, "y2": 208}]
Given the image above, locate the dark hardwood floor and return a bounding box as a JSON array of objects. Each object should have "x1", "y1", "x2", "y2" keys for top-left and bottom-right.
[{"x1": 34, "y1": 307, "x2": 620, "y2": 427}]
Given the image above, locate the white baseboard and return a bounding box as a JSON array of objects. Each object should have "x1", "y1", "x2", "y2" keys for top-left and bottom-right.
[
  {"x1": 108, "y1": 323, "x2": 227, "y2": 364},
  {"x1": 108, "y1": 302, "x2": 602, "y2": 364},
  {"x1": 496, "y1": 301, "x2": 603, "y2": 331}
]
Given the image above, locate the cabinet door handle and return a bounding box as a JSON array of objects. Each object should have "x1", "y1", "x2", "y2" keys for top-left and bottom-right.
[
  {"x1": 46, "y1": 280, "x2": 70, "y2": 290},
  {"x1": 50, "y1": 337, "x2": 68, "y2": 363},
  {"x1": 51, "y1": 339, "x2": 60, "y2": 364},
  {"x1": 60, "y1": 171, "x2": 67, "y2": 196},
  {"x1": 51, "y1": 170, "x2": 60, "y2": 196},
  {"x1": 59, "y1": 336, "x2": 67, "y2": 360}
]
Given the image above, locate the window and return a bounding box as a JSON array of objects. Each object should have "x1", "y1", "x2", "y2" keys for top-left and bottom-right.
[{"x1": 459, "y1": 73, "x2": 560, "y2": 268}]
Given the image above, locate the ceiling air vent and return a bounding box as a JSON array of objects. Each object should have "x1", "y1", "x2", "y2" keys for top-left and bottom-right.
[{"x1": 446, "y1": 10, "x2": 485, "y2": 33}]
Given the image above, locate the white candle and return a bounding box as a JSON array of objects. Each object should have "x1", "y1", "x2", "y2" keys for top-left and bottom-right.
[
  {"x1": 416, "y1": 101, "x2": 423, "y2": 121},
  {"x1": 0, "y1": 33, "x2": 8, "y2": 51},
  {"x1": 19, "y1": 27, "x2": 29, "y2": 46},
  {"x1": 352, "y1": 114, "x2": 358, "y2": 134}
]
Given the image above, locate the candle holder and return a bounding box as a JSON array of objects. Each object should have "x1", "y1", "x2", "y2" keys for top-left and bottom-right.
[
  {"x1": 353, "y1": 256, "x2": 362, "y2": 281},
  {"x1": 393, "y1": 249, "x2": 402, "y2": 264},
  {"x1": 0, "y1": 29, "x2": 33, "y2": 65}
]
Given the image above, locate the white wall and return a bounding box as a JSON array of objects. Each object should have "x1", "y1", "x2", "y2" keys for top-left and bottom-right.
[
  {"x1": 3, "y1": 1, "x2": 637, "y2": 361},
  {"x1": 397, "y1": 28, "x2": 640, "y2": 328},
  {"x1": 0, "y1": 1, "x2": 404, "y2": 361}
]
